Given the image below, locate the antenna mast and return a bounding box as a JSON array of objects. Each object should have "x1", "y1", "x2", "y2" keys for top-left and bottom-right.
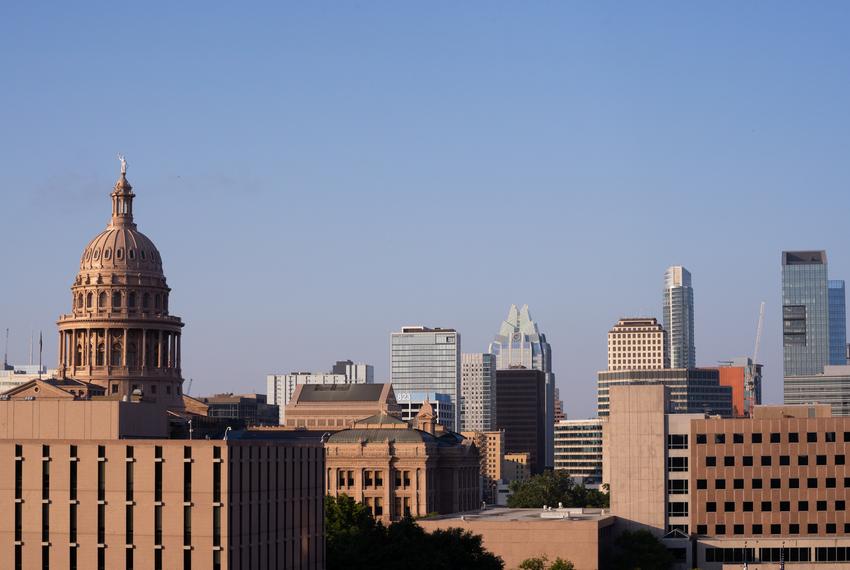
[
  {"x1": 753, "y1": 301, "x2": 765, "y2": 363},
  {"x1": 3, "y1": 328, "x2": 8, "y2": 369}
]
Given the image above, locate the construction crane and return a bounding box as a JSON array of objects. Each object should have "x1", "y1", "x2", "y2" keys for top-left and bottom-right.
[{"x1": 753, "y1": 301, "x2": 765, "y2": 364}]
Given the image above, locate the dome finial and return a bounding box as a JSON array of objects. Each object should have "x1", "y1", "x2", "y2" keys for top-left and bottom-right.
[{"x1": 117, "y1": 153, "x2": 128, "y2": 176}]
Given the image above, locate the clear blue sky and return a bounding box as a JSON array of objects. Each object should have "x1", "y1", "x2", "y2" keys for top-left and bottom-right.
[{"x1": 2, "y1": 2, "x2": 850, "y2": 418}]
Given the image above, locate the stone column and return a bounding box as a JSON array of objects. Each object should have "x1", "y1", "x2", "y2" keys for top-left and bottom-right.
[
  {"x1": 157, "y1": 330, "x2": 162, "y2": 368},
  {"x1": 122, "y1": 329, "x2": 128, "y2": 367},
  {"x1": 141, "y1": 329, "x2": 147, "y2": 370}
]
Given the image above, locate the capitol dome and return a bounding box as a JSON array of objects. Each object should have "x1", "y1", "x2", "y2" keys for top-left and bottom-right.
[{"x1": 77, "y1": 174, "x2": 164, "y2": 275}]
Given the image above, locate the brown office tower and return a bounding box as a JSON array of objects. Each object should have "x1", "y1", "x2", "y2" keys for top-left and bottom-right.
[
  {"x1": 495, "y1": 368, "x2": 545, "y2": 475},
  {"x1": 0, "y1": 162, "x2": 325, "y2": 570}
]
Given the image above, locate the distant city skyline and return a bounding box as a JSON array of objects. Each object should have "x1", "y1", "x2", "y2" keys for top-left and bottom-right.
[{"x1": 4, "y1": 3, "x2": 850, "y2": 420}]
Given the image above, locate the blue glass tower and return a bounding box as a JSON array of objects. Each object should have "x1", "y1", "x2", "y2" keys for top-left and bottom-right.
[
  {"x1": 828, "y1": 280, "x2": 847, "y2": 365},
  {"x1": 782, "y1": 251, "x2": 830, "y2": 378}
]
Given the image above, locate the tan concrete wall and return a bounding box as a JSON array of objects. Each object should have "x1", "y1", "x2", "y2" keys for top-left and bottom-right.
[
  {"x1": 0, "y1": 399, "x2": 168, "y2": 440},
  {"x1": 605, "y1": 384, "x2": 667, "y2": 534},
  {"x1": 418, "y1": 517, "x2": 612, "y2": 570}
]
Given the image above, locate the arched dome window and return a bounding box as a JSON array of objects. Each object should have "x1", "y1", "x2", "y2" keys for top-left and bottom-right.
[
  {"x1": 99, "y1": 292, "x2": 107, "y2": 309},
  {"x1": 128, "y1": 292, "x2": 136, "y2": 308},
  {"x1": 96, "y1": 343, "x2": 105, "y2": 366},
  {"x1": 75, "y1": 344, "x2": 83, "y2": 366},
  {"x1": 129, "y1": 249, "x2": 136, "y2": 260},
  {"x1": 111, "y1": 342, "x2": 122, "y2": 366},
  {"x1": 143, "y1": 293, "x2": 150, "y2": 309},
  {"x1": 112, "y1": 291, "x2": 122, "y2": 309},
  {"x1": 163, "y1": 295, "x2": 168, "y2": 312},
  {"x1": 76, "y1": 293, "x2": 84, "y2": 309},
  {"x1": 104, "y1": 249, "x2": 112, "y2": 260},
  {"x1": 155, "y1": 294, "x2": 161, "y2": 309},
  {"x1": 86, "y1": 292, "x2": 93, "y2": 309},
  {"x1": 140, "y1": 250, "x2": 146, "y2": 260}
]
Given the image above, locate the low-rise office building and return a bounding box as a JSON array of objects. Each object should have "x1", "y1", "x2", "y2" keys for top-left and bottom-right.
[
  {"x1": 555, "y1": 419, "x2": 603, "y2": 486},
  {"x1": 282, "y1": 383, "x2": 401, "y2": 429},
  {"x1": 462, "y1": 429, "x2": 504, "y2": 504},
  {"x1": 199, "y1": 393, "x2": 279, "y2": 426}
]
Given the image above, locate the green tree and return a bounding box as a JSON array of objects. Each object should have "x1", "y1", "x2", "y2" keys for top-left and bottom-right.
[
  {"x1": 326, "y1": 496, "x2": 504, "y2": 570},
  {"x1": 507, "y1": 470, "x2": 609, "y2": 509},
  {"x1": 608, "y1": 529, "x2": 674, "y2": 570},
  {"x1": 550, "y1": 558, "x2": 575, "y2": 570},
  {"x1": 518, "y1": 556, "x2": 547, "y2": 570}
]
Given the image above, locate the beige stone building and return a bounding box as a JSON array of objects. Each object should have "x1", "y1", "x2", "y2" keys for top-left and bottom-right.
[
  {"x1": 418, "y1": 507, "x2": 614, "y2": 570},
  {"x1": 605, "y1": 383, "x2": 850, "y2": 569},
  {"x1": 283, "y1": 382, "x2": 401, "y2": 429},
  {"x1": 606, "y1": 317, "x2": 668, "y2": 371},
  {"x1": 325, "y1": 401, "x2": 480, "y2": 522},
  {"x1": 462, "y1": 430, "x2": 504, "y2": 504},
  {"x1": 0, "y1": 162, "x2": 325, "y2": 570},
  {"x1": 504, "y1": 452, "x2": 531, "y2": 483}
]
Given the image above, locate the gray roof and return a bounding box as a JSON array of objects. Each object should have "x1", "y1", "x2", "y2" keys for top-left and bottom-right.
[{"x1": 297, "y1": 383, "x2": 386, "y2": 402}]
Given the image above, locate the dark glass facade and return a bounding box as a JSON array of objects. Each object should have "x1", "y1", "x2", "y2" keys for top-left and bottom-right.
[
  {"x1": 782, "y1": 251, "x2": 830, "y2": 378},
  {"x1": 829, "y1": 280, "x2": 847, "y2": 366}
]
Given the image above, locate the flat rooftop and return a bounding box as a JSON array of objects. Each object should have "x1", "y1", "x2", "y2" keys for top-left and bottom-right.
[{"x1": 421, "y1": 507, "x2": 612, "y2": 523}]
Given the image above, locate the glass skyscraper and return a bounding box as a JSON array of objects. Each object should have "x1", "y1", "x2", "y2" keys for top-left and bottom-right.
[
  {"x1": 390, "y1": 326, "x2": 460, "y2": 431},
  {"x1": 782, "y1": 251, "x2": 830, "y2": 377},
  {"x1": 829, "y1": 280, "x2": 847, "y2": 366},
  {"x1": 489, "y1": 304, "x2": 555, "y2": 469},
  {"x1": 663, "y1": 266, "x2": 696, "y2": 369}
]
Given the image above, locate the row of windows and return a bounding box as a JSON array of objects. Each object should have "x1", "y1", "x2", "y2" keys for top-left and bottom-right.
[
  {"x1": 705, "y1": 453, "x2": 846, "y2": 467},
  {"x1": 83, "y1": 246, "x2": 159, "y2": 264},
  {"x1": 702, "y1": 522, "x2": 847, "y2": 538},
  {"x1": 697, "y1": 430, "x2": 848, "y2": 444},
  {"x1": 705, "y1": 547, "x2": 812, "y2": 563},
  {"x1": 76, "y1": 290, "x2": 167, "y2": 311},
  {"x1": 697, "y1": 476, "x2": 849, "y2": 489},
  {"x1": 705, "y1": 499, "x2": 845, "y2": 512}
]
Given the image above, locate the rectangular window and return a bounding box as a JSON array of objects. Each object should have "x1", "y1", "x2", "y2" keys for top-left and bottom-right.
[
  {"x1": 837, "y1": 500, "x2": 846, "y2": 511},
  {"x1": 771, "y1": 524, "x2": 782, "y2": 534},
  {"x1": 15, "y1": 502, "x2": 22, "y2": 541},
  {"x1": 126, "y1": 460, "x2": 134, "y2": 502},
  {"x1": 789, "y1": 432, "x2": 799, "y2": 443},
  {"x1": 126, "y1": 505, "x2": 134, "y2": 544},
  {"x1": 724, "y1": 501, "x2": 735, "y2": 512},
  {"x1": 780, "y1": 455, "x2": 790, "y2": 466},
  {"x1": 155, "y1": 459, "x2": 162, "y2": 502},
  {"x1": 837, "y1": 454, "x2": 846, "y2": 465},
  {"x1": 697, "y1": 524, "x2": 707, "y2": 535},
  {"x1": 41, "y1": 503, "x2": 49, "y2": 542},
  {"x1": 827, "y1": 477, "x2": 837, "y2": 488},
  {"x1": 799, "y1": 455, "x2": 809, "y2": 465},
  {"x1": 184, "y1": 461, "x2": 192, "y2": 502},
  {"x1": 183, "y1": 505, "x2": 192, "y2": 546},
  {"x1": 715, "y1": 524, "x2": 726, "y2": 535},
  {"x1": 213, "y1": 506, "x2": 221, "y2": 547},
  {"x1": 752, "y1": 524, "x2": 763, "y2": 534},
  {"x1": 780, "y1": 501, "x2": 790, "y2": 512},
  {"x1": 733, "y1": 524, "x2": 744, "y2": 535},
  {"x1": 696, "y1": 434, "x2": 707, "y2": 444},
  {"x1": 808, "y1": 523, "x2": 818, "y2": 534},
  {"x1": 798, "y1": 501, "x2": 809, "y2": 511},
  {"x1": 69, "y1": 503, "x2": 77, "y2": 542},
  {"x1": 761, "y1": 500, "x2": 772, "y2": 511},
  {"x1": 706, "y1": 502, "x2": 717, "y2": 512},
  {"x1": 696, "y1": 479, "x2": 707, "y2": 489},
  {"x1": 154, "y1": 505, "x2": 162, "y2": 545},
  {"x1": 667, "y1": 457, "x2": 688, "y2": 472},
  {"x1": 807, "y1": 432, "x2": 817, "y2": 443},
  {"x1": 15, "y1": 457, "x2": 22, "y2": 499},
  {"x1": 808, "y1": 477, "x2": 818, "y2": 488},
  {"x1": 771, "y1": 478, "x2": 781, "y2": 489},
  {"x1": 667, "y1": 434, "x2": 688, "y2": 449},
  {"x1": 714, "y1": 434, "x2": 725, "y2": 444},
  {"x1": 743, "y1": 501, "x2": 753, "y2": 512},
  {"x1": 789, "y1": 478, "x2": 800, "y2": 488},
  {"x1": 770, "y1": 432, "x2": 781, "y2": 443},
  {"x1": 761, "y1": 456, "x2": 772, "y2": 466},
  {"x1": 752, "y1": 433, "x2": 762, "y2": 443},
  {"x1": 789, "y1": 523, "x2": 799, "y2": 534},
  {"x1": 724, "y1": 456, "x2": 735, "y2": 467},
  {"x1": 826, "y1": 431, "x2": 836, "y2": 442},
  {"x1": 817, "y1": 500, "x2": 827, "y2": 511},
  {"x1": 743, "y1": 455, "x2": 753, "y2": 466},
  {"x1": 667, "y1": 502, "x2": 688, "y2": 517},
  {"x1": 213, "y1": 461, "x2": 221, "y2": 503},
  {"x1": 667, "y1": 479, "x2": 688, "y2": 494},
  {"x1": 97, "y1": 504, "x2": 105, "y2": 544},
  {"x1": 753, "y1": 478, "x2": 763, "y2": 489},
  {"x1": 732, "y1": 433, "x2": 744, "y2": 444},
  {"x1": 97, "y1": 461, "x2": 105, "y2": 502},
  {"x1": 705, "y1": 456, "x2": 716, "y2": 467},
  {"x1": 817, "y1": 454, "x2": 827, "y2": 465},
  {"x1": 734, "y1": 479, "x2": 744, "y2": 489},
  {"x1": 715, "y1": 479, "x2": 726, "y2": 490}
]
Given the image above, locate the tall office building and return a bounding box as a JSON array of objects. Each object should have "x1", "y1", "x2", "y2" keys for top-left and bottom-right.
[
  {"x1": 390, "y1": 326, "x2": 460, "y2": 431},
  {"x1": 489, "y1": 305, "x2": 555, "y2": 469},
  {"x1": 607, "y1": 317, "x2": 668, "y2": 371},
  {"x1": 829, "y1": 280, "x2": 848, "y2": 365},
  {"x1": 782, "y1": 251, "x2": 831, "y2": 377},
  {"x1": 266, "y1": 361, "x2": 374, "y2": 425},
  {"x1": 663, "y1": 266, "x2": 696, "y2": 369},
  {"x1": 495, "y1": 368, "x2": 546, "y2": 475},
  {"x1": 460, "y1": 353, "x2": 497, "y2": 431}
]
